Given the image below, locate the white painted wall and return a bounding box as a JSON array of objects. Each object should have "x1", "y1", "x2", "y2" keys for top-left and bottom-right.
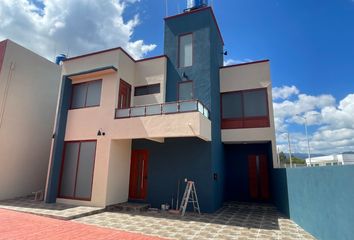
[
  {"x1": 0, "y1": 40, "x2": 61, "y2": 200},
  {"x1": 105, "y1": 140, "x2": 131, "y2": 206},
  {"x1": 220, "y1": 61, "x2": 278, "y2": 167},
  {"x1": 134, "y1": 58, "x2": 167, "y2": 106}
]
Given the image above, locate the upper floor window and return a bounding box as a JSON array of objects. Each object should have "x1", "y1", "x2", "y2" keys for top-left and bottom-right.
[
  {"x1": 71, "y1": 80, "x2": 102, "y2": 109},
  {"x1": 178, "y1": 81, "x2": 194, "y2": 100},
  {"x1": 221, "y1": 88, "x2": 270, "y2": 129},
  {"x1": 134, "y1": 84, "x2": 160, "y2": 96},
  {"x1": 179, "y1": 33, "x2": 193, "y2": 68}
]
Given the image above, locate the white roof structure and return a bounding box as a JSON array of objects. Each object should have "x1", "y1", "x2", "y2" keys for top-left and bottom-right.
[{"x1": 306, "y1": 153, "x2": 354, "y2": 166}]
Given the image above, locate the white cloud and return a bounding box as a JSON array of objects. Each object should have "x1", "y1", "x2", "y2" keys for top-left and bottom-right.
[
  {"x1": 272, "y1": 85, "x2": 299, "y2": 100},
  {"x1": 273, "y1": 86, "x2": 354, "y2": 154},
  {"x1": 0, "y1": 0, "x2": 156, "y2": 60},
  {"x1": 223, "y1": 58, "x2": 253, "y2": 66}
]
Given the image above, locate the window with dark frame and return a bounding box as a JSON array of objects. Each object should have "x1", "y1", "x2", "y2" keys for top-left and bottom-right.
[
  {"x1": 221, "y1": 88, "x2": 270, "y2": 129},
  {"x1": 179, "y1": 33, "x2": 193, "y2": 68},
  {"x1": 71, "y1": 80, "x2": 102, "y2": 109},
  {"x1": 134, "y1": 84, "x2": 160, "y2": 96},
  {"x1": 58, "y1": 141, "x2": 96, "y2": 201},
  {"x1": 178, "y1": 81, "x2": 194, "y2": 100}
]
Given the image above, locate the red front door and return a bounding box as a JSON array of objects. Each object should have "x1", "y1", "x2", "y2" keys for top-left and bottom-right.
[
  {"x1": 248, "y1": 154, "x2": 270, "y2": 201},
  {"x1": 118, "y1": 79, "x2": 131, "y2": 109},
  {"x1": 129, "y1": 150, "x2": 148, "y2": 200}
]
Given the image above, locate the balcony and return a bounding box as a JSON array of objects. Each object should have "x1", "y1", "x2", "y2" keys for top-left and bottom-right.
[
  {"x1": 115, "y1": 100, "x2": 210, "y2": 119},
  {"x1": 112, "y1": 100, "x2": 211, "y2": 141}
]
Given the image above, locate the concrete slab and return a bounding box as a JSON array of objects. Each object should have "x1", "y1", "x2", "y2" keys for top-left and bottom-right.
[{"x1": 0, "y1": 196, "x2": 104, "y2": 220}]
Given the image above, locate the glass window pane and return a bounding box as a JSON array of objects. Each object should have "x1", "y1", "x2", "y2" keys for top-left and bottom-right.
[
  {"x1": 71, "y1": 84, "x2": 87, "y2": 108},
  {"x1": 163, "y1": 103, "x2": 178, "y2": 113},
  {"x1": 75, "y1": 141, "x2": 96, "y2": 199},
  {"x1": 243, "y1": 90, "x2": 267, "y2": 117},
  {"x1": 179, "y1": 81, "x2": 193, "y2": 100},
  {"x1": 222, "y1": 92, "x2": 243, "y2": 119},
  {"x1": 131, "y1": 106, "x2": 145, "y2": 117},
  {"x1": 116, "y1": 108, "x2": 130, "y2": 118},
  {"x1": 180, "y1": 100, "x2": 197, "y2": 112},
  {"x1": 146, "y1": 104, "x2": 161, "y2": 115},
  {"x1": 86, "y1": 80, "x2": 102, "y2": 107},
  {"x1": 60, "y1": 142, "x2": 80, "y2": 197},
  {"x1": 179, "y1": 34, "x2": 193, "y2": 67},
  {"x1": 134, "y1": 84, "x2": 160, "y2": 96}
]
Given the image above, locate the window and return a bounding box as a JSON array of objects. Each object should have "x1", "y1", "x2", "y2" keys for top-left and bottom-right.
[
  {"x1": 221, "y1": 88, "x2": 269, "y2": 129},
  {"x1": 59, "y1": 141, "x2": 96, "y2": 200},
  {"x1": 178, "y1": 81, "x2": 194, "y2": 100},
  {"x1": 71, "y1": 80, "x2": 102, "y2": 109},
  {"x1": 134, "y1": 84, "x2": 160, "y2": 96},
  {"x1": 179, "y1": 34, "x2": 193, "y2": 67}
]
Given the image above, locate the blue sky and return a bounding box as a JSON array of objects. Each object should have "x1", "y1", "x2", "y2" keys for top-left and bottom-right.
[
  {"x1": 133, "y1": 0, "x2": 354, "y2": 98},
  {"x1": 1, "y1": 0, "x2": 353, "y2": 154}
]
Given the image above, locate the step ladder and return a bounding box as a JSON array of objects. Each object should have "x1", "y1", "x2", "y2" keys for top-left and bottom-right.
[{"x1": 179, "y1": 181, "x2": 200, "y2": 216}]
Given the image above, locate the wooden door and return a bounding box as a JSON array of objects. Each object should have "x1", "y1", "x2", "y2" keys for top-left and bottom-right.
[
  {"x1": 248, "y1": 154, "x2": 269, "y2": 201},
  {"x1": 118, "y1": 79, "x2": 131, "y2": 109},
  {"x1": 129, "y1": 150, "x2": 148, "y2": 200}
]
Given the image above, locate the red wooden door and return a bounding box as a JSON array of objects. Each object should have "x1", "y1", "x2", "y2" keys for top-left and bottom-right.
[
  {"x1": 129, "y1": 150, "x2": 148, "y2": 200},
  {"x1": 248, "y1": 155, "x2": 258, "y2": 199},
  {"x1": 248, "y1": 154, "x2": 270, "y2": 201},
  {"x1": 118, "y1": 79, "x2": 131, "y2": 109}
]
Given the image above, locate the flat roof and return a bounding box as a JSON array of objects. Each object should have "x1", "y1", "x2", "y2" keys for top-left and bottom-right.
[
  {"x1": 63, "y1": 46, "x2": 167, "y2": 63},
  {"x1": 220, "y1": 60, "x2": 270, "y2": 69}
]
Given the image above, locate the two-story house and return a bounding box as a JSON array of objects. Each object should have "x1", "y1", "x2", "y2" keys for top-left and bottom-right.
[{"x1": 44, "y1": 4, "x2": 276, "y2": 213}]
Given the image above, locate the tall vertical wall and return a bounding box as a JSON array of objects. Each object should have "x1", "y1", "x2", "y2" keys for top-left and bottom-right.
[
  {"x1": 159, "y1": 7, "x2": 224, "y2": 211},
  {"x1": 0, "y1": 40, "x2": 61, "y2": 200},
  {"x1": 272, "y1": 166, "x2": 354, "y2": 240}
]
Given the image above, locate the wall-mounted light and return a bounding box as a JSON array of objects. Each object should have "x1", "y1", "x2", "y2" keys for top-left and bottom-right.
[
  {"x1": 222, "y1": 50, "x2": 228, "y2": 56},
  {"x1": 182, "y1": 72, "x2": 188, "y2": 81},
  {"x1": 97, "y1": 128, "x2": 106, "y2": 136}
]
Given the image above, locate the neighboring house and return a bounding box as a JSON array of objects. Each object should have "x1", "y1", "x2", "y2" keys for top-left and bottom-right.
[
  {"x1": 306, "y1": 154, "x2": 354, "y2": 166},
  {"x1": 45, "y1": 5, "x2": 276, "y2": 212},
  {"x1": 0, "y1": 39, "x2": 61, "y2": 200}
]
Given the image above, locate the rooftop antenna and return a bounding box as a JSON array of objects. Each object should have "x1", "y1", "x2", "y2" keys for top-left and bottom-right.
[{"x1": 164, "y1": 0, "x2": 168, "y2": 17}]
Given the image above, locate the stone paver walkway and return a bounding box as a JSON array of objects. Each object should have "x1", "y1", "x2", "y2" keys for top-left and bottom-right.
[
  {"x1": 75, "y1": 202, "x2": 316, "y2": 240},
  {"x1": 0, "y1": 208, "x2": 165, "y2": 240},
  {"x1": 0, "y1": 196, "x2": 104, "y2": 220}
]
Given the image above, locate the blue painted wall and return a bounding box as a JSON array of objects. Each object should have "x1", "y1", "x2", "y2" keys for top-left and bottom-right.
[
  {"x1": 45, "y1": 77, "x2": 72, "y2": 203},
  {"x1": 132, "y1": 138, "x2": 217, "y2": 212},
  {"x1": 272, "y1": 166, "x2": 354, "y2": 240},
  {"x1": 164, "y1": 7, "x2": 224, "y2": 211},
  {"x1": 225, "y1": 143, "x2": 273, "y2": 202}
]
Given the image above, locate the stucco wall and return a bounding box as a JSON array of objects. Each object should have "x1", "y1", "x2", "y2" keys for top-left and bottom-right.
[
  {"x1": 46, "y1": 48, "x2": 210, "y2": 206},
  {"x1": 272, "y1": 166, "x2": 354, "y2": 240},
  {"x1": 105, "y1": 140, "x2": 131, "y2": 206},
  {"x1": 134, "y1": 58, "x2": 167, "y2": 106},
  {"x1": 0, "y1": 40, "x2": 61, "y2": 200},
  {"x1": 220, "y1": 61, "x2": 278, "y2": 167}
]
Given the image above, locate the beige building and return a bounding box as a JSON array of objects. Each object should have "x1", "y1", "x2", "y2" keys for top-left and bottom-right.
[{"x1": 0, "y1": 39, "x2": 61, "y2": 200}]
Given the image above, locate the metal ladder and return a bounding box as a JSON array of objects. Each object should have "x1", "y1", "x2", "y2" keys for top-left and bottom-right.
[{"x1": 179, "y1": 181, "x2": 201, "y2": 216}]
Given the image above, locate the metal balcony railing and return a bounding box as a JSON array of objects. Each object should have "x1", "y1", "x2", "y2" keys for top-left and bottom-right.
[{"x1": 115, "y1": 100, "x2": 210, "y2": 119}]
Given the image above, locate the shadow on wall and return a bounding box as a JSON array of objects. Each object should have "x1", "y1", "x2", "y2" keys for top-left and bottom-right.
[{"x1": 272, "y1": 165, "x2": 354, "y2": 240}]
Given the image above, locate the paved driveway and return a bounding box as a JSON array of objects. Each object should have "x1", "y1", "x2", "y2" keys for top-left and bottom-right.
[
  {"x1": 74, "y1": 202, "x2": 316, "y2": 240},
  {"x1": 0, "y1": 208, "x2": 164, "y2": 240}
]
